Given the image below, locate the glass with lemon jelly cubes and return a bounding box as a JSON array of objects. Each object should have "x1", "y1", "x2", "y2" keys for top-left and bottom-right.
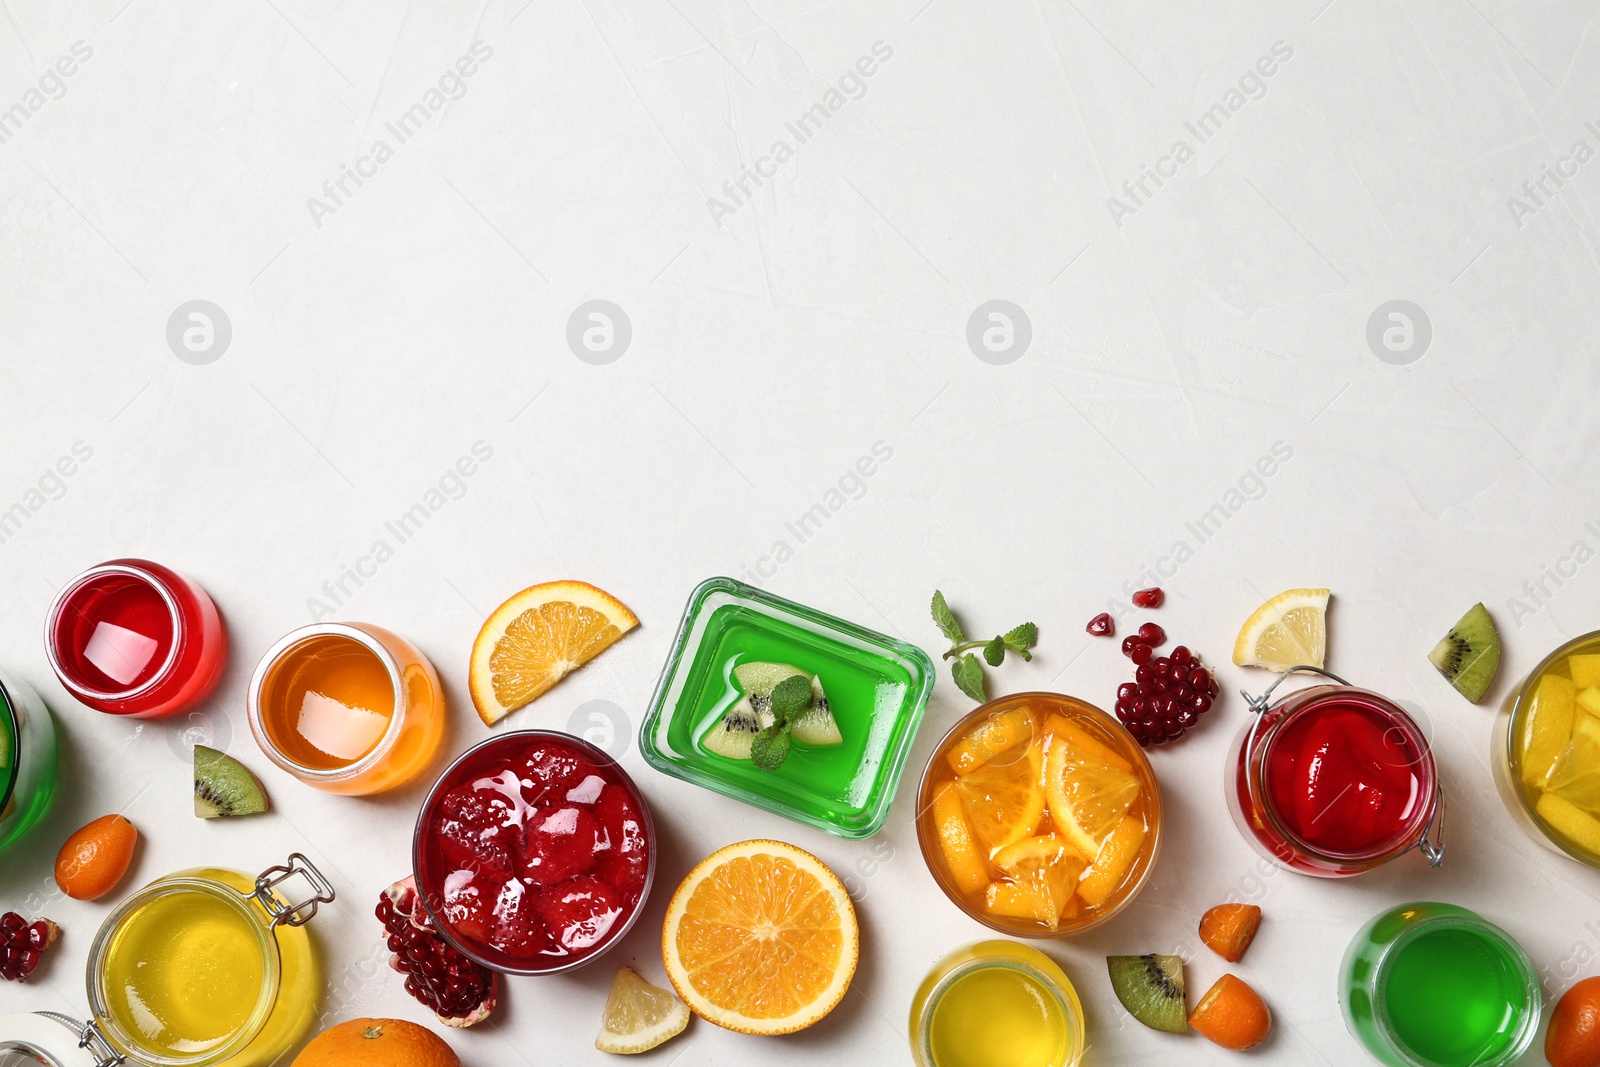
[{"x1": 640, "y1": 578, "x2": 933, "y2": 839}]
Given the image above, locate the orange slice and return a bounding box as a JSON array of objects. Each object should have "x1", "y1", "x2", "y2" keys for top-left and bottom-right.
[
  {"x1": 1042, "y1": 714, "x2": 1132, "y2": 773},
  {"x1": 468, "y1": 580, "x2": 638, "y2": 725},
  {"x1": 1044, "y1": 732, "x2": 1141, "y2": 860},
  {"x1": 932, "y1": 782, "x2": 989, "y2": 894},
  {"x1": 947, "y1": 707, "x2": 1037, "y2": 775},
  {"x1": 1076, "y1": 814, "x2": 1146, "y2": 906},
  {"x1": 953, "y1": 742, "x2": 1045, "y2": 854},
  {"x1": 986, "y1": 833, "x2": 1084, "y2": 929},
  {"x1": 661, "y1": 840, "x2": 858, "y2": 1035}
]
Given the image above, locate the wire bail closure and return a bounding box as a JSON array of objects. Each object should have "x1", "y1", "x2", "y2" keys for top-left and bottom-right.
[
  {"x1": 1240, "y1": 664, "x2": 1445, "y2": 869},
  {"x1": 252, "y1": 853, "x2": 336, "y2": 929},
  {"x1": 33, "y1": 1012, "x2": 125, "y2": 1067}
]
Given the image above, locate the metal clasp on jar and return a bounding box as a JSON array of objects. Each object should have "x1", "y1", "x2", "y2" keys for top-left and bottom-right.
[{"x1": 250, "y1": 853, "x2": 337, "y2": 929}]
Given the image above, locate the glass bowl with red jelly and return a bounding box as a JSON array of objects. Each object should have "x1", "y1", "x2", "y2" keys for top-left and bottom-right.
[
  {"x1": 413, "y1": 731, "x2": 655, "y2": 976},
  {"x1": 1228, "y1": 666, "x2": 1444, "y2": 877},
  {"x1": 44, "y1": 559, "x2": 226, "y2": 718}
]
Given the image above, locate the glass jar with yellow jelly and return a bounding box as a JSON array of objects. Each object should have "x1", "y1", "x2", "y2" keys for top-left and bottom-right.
[{"x1": 0, "y1": 855, "x2": 334, "y2": 1067}]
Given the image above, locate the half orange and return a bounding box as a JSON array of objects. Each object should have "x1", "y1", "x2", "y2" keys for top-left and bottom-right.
[{"x1": 661, "y1": 840, "x2": 858, "y2": 1035}]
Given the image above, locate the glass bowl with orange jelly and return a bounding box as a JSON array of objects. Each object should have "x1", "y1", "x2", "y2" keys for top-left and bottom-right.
[
  {"x1": 1495, "y1": 628, "x2": 1600, "y2": 868},
  {"x1": 916, "y1": 693, "x2": 1162, "y2": 936}
]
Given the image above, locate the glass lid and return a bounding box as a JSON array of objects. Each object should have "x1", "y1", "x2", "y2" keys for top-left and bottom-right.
[{"x1": 0, "y1": 1012, "x2": 116, "y2": 1067}]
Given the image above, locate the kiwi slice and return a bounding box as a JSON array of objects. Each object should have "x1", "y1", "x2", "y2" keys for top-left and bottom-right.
[
  {"x1": 706, "y1": 662, "x2": 843, "y2": 758},
  {"x1": 194, "y1": 744, "x2": 270, "y2": 818},
  {"x1": 1428, "y1": 602, "x2": 1500, "y2": 704},
  {"x1": 702, "y1": 695, "x2": 775, "y2": 759},
  {"x1": 1107, "y1": 954, "x2": 1187, "y2": 1034}
]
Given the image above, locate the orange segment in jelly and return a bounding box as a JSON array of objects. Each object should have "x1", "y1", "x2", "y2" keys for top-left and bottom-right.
[
  {"x1": 1077, "y1": 815, "x2": 1146, "y2": 906},
  {"x1": 947, "y1": 707, "x2": 1037, "y2": 776},
  {"x1": 932, "y1": 783, "x2": 989, "y2": 894}
]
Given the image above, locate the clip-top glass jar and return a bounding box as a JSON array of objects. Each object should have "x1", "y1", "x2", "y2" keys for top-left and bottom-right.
[
  {"x1": 0, "y1": 669, "x2": 58, "y2": 853},
  {"x1": 0, "y1": 854, "x2": 336, "y2": 1067},
  {"x1": 1227, "y1": 666, "x2": 1444, "y2": 877}
]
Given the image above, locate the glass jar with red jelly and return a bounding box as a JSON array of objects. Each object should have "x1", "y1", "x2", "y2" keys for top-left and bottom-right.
[
  {"x1": 1227, "y1": 666, "x2": 1444, "y2": 877},
  {"x1": 45, "y1": 559, "x2": 226, "y2": 718}
]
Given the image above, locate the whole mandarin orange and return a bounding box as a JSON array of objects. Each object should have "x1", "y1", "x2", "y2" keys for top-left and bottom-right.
[
  {"x1": 291, "y1": 1019, "x2": 459, "y2": 1067},
  {"x1": 1548, "y1": 977, "x2": 1600, "y2": 1067}
]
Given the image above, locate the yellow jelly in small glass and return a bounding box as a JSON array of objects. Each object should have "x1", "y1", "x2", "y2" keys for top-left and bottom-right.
[
  {"x1": 91, "y1": 868, "x2": 320, "y2": 1066},
  {"x1": 1503, "y1": 631, "x2": 1600, "y2": 866}
]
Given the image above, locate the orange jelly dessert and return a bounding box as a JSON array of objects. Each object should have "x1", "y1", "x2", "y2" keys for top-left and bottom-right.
[{"x1": 917, "y1": 693, "x2": 1161, "y2": 935}]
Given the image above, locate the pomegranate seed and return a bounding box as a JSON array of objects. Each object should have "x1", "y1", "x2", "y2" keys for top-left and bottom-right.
[
  {"x1": 1086, "y1": 612, "x2": 1115, "y2": 637},
  {"x1": 1130, "y1": 643, "x2": 1153, "y2": 666},
  {"x1": 1132, "y1": 587, "x2": 1164, "y2": 608},
  {"x1": 1137, "y1": 622, "x2": 1165, "y2": 646},
  {"x1": 1121, "y1": 636, "x2": 1145, "y2": 658}
]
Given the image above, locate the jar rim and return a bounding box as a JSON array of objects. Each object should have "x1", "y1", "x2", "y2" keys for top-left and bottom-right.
[
  {"x1": 246, "y1": 623, "x2": 408, "y2": 784},
  {"x1": 0, "y1": 678, "x2": 17, "y2": 817},
  {"x1": 1251, "y1": 686, "x2": 1438, "y2": 865},
  {"x1": 87, "y1": 875, "x2": 281, "y2": 1067},
  {"x1": 915, "y1": 953, "x2": 1082, "y2": 1066},
  {"x1": 44, "y1": 562, "x2": 186, "y2": 704},
  {"x1": 1366, "y1": 912, "x2": 1541, "y2": 1067}
]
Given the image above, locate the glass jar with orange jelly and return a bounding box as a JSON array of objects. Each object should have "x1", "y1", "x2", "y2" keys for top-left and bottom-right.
[
  {"x1": 916, "y1": 693, "x2": 1161, "y2": 936},
  {"x1": 247, "y1": 622, "x2": 445, "y2": 795}
]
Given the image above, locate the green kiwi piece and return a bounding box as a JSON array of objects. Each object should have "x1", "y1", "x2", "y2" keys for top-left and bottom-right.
[
  {"x1": 194, "y1": 744, "x2": 270, "y2": 818},
  {"x1": 1428, "y1": 602, "x2": 1501, "y2": 704},
  {"x1": 1107, "y1": 954, "x2": 1187, "y2": 1034}
]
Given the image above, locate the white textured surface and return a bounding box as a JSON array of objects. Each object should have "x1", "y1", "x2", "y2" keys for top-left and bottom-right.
[{"x1": 2, "y1": 0, "x2": 1599, "y2": 1063}]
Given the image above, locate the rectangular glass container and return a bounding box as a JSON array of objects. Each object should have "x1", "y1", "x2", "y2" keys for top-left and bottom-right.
[{"x1": 640, "y1": 577, "x2": 934, "y2": 839}]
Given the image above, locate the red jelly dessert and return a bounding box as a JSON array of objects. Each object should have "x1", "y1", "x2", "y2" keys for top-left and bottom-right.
[
  {"x1": 414, "y1": 731, "x2": 654, "y2": 975},
  {"x1": 1229, "y1": 685, "x2": 1441, "y2": 877}
]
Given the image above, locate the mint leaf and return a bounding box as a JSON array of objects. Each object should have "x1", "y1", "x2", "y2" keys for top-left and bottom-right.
[
  {"x1": 983, "y1": 636, "x2": 1007, "y2": 667},
  {"x1": 767, "y1": 675, "x2": 813, "y2": 723},
  {"x1": 932, "y1": 590, "x2": 965, "y2": 644},
  {"x1": 951, "y1": 654, "x2": 988, "y2": 702},
  {"x1": 1003, "y1": 622, "x2": 1037, "y2": 661},
  {"x1": 750, "y1": 726, "x2": 791, "y2": 770}
]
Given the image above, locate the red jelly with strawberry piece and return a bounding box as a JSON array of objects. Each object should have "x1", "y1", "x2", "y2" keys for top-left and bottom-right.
[
  {"x1": 1229, "y1": 685, "x2": 1441, "y2": 877},
  {"x1": 414, "y1": 732, "x2": 655, "y2": 975}
]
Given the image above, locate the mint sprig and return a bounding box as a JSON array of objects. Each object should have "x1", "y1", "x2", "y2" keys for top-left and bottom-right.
[
  {"x1": 931, "y1": 590, "x2": 1039, "y2": 703},
  {"x1": 750, "y1": 674, "x2": 813, "y2": 770}
]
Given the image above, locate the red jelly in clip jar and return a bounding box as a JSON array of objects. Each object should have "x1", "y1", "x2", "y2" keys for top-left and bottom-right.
[
  {"x1": 414, "y1": 731, "x2": 654, "y2": 975},
  {"x1": 1229, "y1": 686, "x2": 1441, "y2": 877}
]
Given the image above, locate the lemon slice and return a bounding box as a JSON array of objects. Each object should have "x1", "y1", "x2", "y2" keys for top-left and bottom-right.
[
  {"x1": 469, "y1": 580, "x2": 638, "y2": 725},
  {"x1": 595, "y1": 966, "x2": 691, "y2": 1054},
  {"x1": 1547, "y1": 716, "x2": 1600, "y2": 815},
  {"x1": 1522, "y1": 673, "x2": 1577, "y2": 788},
  {"x1": 1233, "y1": 588, "x2": 1330, "y2": 671},
  {"x1": 1043, "y1": 732, "x2": 1141, "y2": 859},
  {"x1": 953, "y1": 742, "x2": 1045, "y2": 854}
]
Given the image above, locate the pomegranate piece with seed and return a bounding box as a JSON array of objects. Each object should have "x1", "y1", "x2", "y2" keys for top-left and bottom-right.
[
  {"x1": 0, "y1": 912, "x2": 59, "y2": 982},
  {"x1": 1132, "y1": 587, "x2": 1164, "y2": 608},
  {"x1": 1113, "y1": 643, "x2": 1219, "y2": 747},
  {"x1": 1086, "y1": 612, "x2": 1115, "y2": 637},
  {"x1": 379, "y1": 877, "x2": 498, "y2": 1027}
]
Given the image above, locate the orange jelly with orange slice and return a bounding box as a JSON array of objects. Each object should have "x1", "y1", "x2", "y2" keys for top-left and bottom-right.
[{"x1": 917, "y1": 693, "x2": 1161, "y2": 935}]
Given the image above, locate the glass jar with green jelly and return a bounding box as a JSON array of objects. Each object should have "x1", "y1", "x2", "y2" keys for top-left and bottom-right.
[
  {"x1": 1340, "y1": 901, "x2": 1541, "y2": 1067},
  {"x1": 0, "y1": 668, "x2": 59, "y2": 853}
]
